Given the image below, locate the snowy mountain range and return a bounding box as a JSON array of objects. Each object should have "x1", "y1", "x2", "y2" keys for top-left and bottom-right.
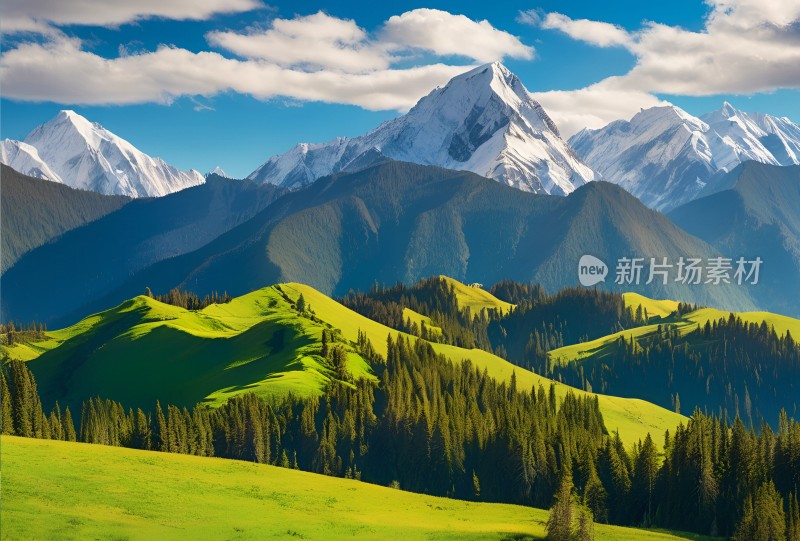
[
  {"x1": 248, "y1": 62, "x2": 598, "y2": 196},
  {"x1": 0, "y1": 111, "x2": 204, "y2": 197},
  {"x1": 569, "y1": 102, "x2": 800, "y2": 211},
  {"x1": 4, "y1": 66, "x2": 798, "y2": 211}
]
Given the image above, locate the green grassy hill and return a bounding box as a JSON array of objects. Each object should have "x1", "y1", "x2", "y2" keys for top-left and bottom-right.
[
  {"x1": 551, "y1": 293, "x2": 800, "y2": 365},
  {"x1": 0, "y1": 436, "x2": 719, "y2": 541},
  {"x1": 547, "y1": 292, "x2": 800, "y2": 426},
  {"x1": 441, "y1": 276, "x2": 515, "y2": 315},
  {"x1": 2, "y1": 281, "x2": 684, "y2": 447},
  {"x1": 2, "y1": 285, "x2": 374, "y2": 409}
]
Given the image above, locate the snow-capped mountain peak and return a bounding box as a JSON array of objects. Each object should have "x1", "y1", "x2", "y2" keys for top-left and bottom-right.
[
  {"x1": 1, "y1": 110, "x2": 204, "y2": 197},
  {"x1": 701, "y1": 103, "x2": 800, "y2": 167},
  {"x1": 570, "y1": 102, "x2": 800, "y2": 211},
  {"x1": 0, "y1": 139, "x2": 63, "y2": 183},
  {"x1": 207, "y1": 166, "x2": 231, "y2": 179},
  {"x1": 248, "y1": 62, "x2": 598, "y2": 196}
]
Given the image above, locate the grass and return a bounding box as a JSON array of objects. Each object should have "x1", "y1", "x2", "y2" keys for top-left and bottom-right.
[
  {"x1": 0, "y1": 436, "x2": 720, "y2": 541},
  {"x1": 1, "y1": 287, "x2": 374, "y2": 409},
  {"x1": 622, "y1": 293, "x2": 680, "y2": 319},
  {"x1": 440, "y1": 276, "x2": 515, "y2": 315},
  {"x1": 402, "y1": 307, "x2": 442, "y2": 337},
  {"x1": 550, "y1": 293, "x2": 800, "y2": 367}
]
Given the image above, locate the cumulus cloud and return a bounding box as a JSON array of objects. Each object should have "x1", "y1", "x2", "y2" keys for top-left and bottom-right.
[
  {"x1": 2, "y1": 0, "x2": 264, "y2": 33},
  {"x1": 537, "y1": 0, "x2": 800, "y2": 96},
  {"x1": 532, "y1": 84, "x2": 668, "y2": 138},
  {"x1": 523, "y1": 0, "x2": 800, "y2": 135},
  {"x1": 538, "y1": 13, "x2": 632, "y2": 48},
  {"x1": 2, "y1": 8, "x2": 531, "y2": 111},
  {"x1": 0, "y1": 37, "x2": 469, "y2": 110},
  {"x1": 207, "y1": 12, "x2": 390, "y2": 73},
  {"x1": 381, "y1": 9, "x2": 534, "y2": 62},
  {"x1": 207, "y1": 9, "x2": 532, "y2": 73}
]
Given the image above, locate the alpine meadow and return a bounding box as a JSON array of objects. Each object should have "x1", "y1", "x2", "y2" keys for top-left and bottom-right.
[{"x1": 2, "y1": 2, "x2": 800, "y2": 541}]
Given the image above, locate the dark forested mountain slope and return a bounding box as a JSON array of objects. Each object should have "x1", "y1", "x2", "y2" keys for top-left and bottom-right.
[
  {"x1": 67, "y1": 160, "x2": 754, "y2": 326},
  {"x1": 1, "y1": 174, "x2": 285, "y2": 324},
  {"x1": 1, "y1": 164, "x2": 130, "y2": 272},
  {"x1": 669, "y1": 162, "x2": 800, "y2": 317},
  {"x1": 4, "y1": 160, "x2": 757, "y2": 325}
]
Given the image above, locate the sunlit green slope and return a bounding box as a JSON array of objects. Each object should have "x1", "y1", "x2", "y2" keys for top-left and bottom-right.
[
  {"x1": 0, "y1": 436, "x2": 719, "y2": 541},
  {"x1": 3, "y1": 281, "x2": 684, "y2": 446},
  {"x1": 550, "y1": 293, "x2": 800, "y2": 365}
]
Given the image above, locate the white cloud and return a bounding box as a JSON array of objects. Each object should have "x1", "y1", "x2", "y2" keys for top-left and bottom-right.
[
  {"x1": 525, "y1": 0, "x2": 800, "y2": 135},
  {"x1": 1, "y1": 9, "x2": 530, "y2": 111},
  {"x1": 538, "y1": 0, "x2": 800, "y2": 97},
  {"x1": 538, "y1": 13, "x2": 631, "y2": 48},
  {"x1": 532, "y1": 83, "x2": 668, "y2": 138},
  {"x1": 2, "y1": 0, "x2": 264, "y2": 33},
  {"x1": 207, "y1": 12, "x2": 389, "y2": 73},
  {"x1": 0, "y1": 37, "x2": 470, "y2": 111},
  {"x1": 381, "y1": 8, "x2": 534, "y2": 62},
  {"x1": 515, "y1": 10, "x2": 542, "y2": 27},
  {"x1": 207, "y1": 9, "x2": 532, "y2": 74}
]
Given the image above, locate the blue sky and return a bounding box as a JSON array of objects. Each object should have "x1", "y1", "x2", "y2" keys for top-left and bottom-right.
[{"x1": 2, "y1": 0, "x2": 799, "y2": 178}]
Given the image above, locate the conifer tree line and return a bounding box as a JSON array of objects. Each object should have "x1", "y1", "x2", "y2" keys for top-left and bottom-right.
[
  {"x1": 341, "y1": 277, "x2": 796, "y2": 428},
  {"x1": 341, "y1": 278, "x2": 496, "y2": 349},
  {"x1": 144, "y1": 287, "x2": 232, "y2": 310},
  {"x1": 1, "y1": 321, "x2": 48, "y2": 346},
  {"x1": 340, "y1": 278, "x2": 644, "y2": 360},
  {"x1": 4, "y1": 336, "x2": 800, "y2": 539},
  {"x1": 541, "y1": 315, "x2": 800, "y2": 428}
]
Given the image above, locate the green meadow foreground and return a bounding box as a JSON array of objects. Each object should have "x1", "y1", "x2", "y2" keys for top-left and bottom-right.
[{"x1": 0, "y1": 436, "x2": 717, "y2": 541}]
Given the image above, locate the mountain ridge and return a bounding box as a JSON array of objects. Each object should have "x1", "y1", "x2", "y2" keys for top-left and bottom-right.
[
  {"x1": 32, "y1": 159, "x2": 755, "y2": 327},
  {"x1": 1, "y1": 110, "x2": 205, "y2": 197},
  {"x1": 570, "y1": 102, "x2": 800, "y2": 211},
  {"x1": 248, "y1": 62, "x2": 598, "y2": 195}
]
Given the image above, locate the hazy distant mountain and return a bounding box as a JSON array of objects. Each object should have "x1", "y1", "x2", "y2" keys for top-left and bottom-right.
[
  {"x1": 0, "y1": 111, "x2": 205, "y2": 197},
  {"x1": 249, "y1": 62, "x2": 598, "y2": 196},
  {"x1": 570, "y1": 103, "x2": 800, "y2": 211},
  {"x1": 1, "y1": 175, "x2": 285, "y2": 324},
  {"x1": 669, "y1": 162, "x2": 800, "y2": 317},
  {"x1": 1, "y1": 164, "x2": 130, "y2": 272},
  {"x1": 34, "y1": 160, "x2": 750, "y2": 329}
]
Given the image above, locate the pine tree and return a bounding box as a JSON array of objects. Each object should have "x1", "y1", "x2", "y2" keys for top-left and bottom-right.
[
  {"x1": 583, "y1": 466, "x2": 608, "y2": 523},
  {"x1": 331, "y1": 346, "x2": 350, "y2": 381},
  {"x1": 788, "y1": 492, "x2": 800, "y2": 541},
  {"x1": 631, "y1": 434, "x2": 659, "y2": 526},
  {"x1": 0, "y1": 371, "x2": 13, "y2": 435},
  {"x1": 575, "y1": 508, "x2": 594, "y2": 541},
  {"x1": 62, "y1": 406, "x2": 77, "y2": 441},
  {"x1": 546, "y1": 472, "x2": 574, "y2": 541},
  {"x1": 321, "y1": 329, "x2": 329, "y2": 358},
  {"x1": 154, "y1": 401, "x2": 167, "y2": 452},
  {"x1": 296, "y1": 294, "x2": 306, "y2": 314},
  {"x1": 733, "y1": 482, "x2": 786, "y2": 541}
]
